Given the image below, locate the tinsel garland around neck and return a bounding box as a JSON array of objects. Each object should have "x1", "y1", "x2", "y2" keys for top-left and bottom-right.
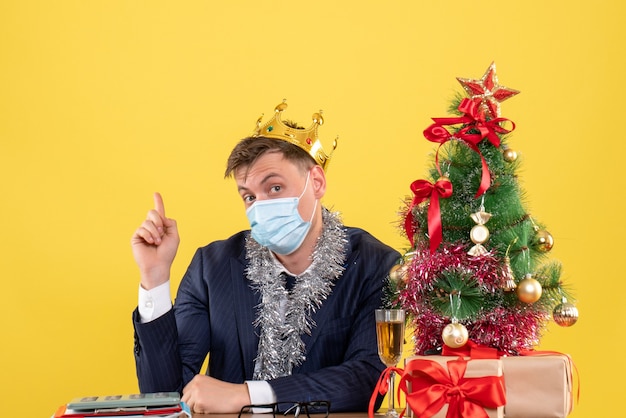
[{"x1": 246, "y1": 208, "x2": 348, "y2": 380}]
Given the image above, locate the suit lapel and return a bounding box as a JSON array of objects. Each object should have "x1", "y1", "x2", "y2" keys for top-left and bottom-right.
[
  {"x1": 300, "y1": 245, "x2": 356, "y2": 362},
  {"x1": 230, "y1": 253, "x2": 259, "y2": 380}
]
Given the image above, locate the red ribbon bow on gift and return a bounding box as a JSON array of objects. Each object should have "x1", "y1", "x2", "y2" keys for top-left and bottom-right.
[
  {"x1": 400, "y1": 357, "x2": 506, "y2": 418},
  {"x1": 404, "y1": 177, "x2": 453, "y2": 253},
  {"x1": 423, "y1": 98, "x2": 515, "y2": 198}
]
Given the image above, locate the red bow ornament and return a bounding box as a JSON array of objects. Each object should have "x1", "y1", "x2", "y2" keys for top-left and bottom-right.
[
  {"x1": 400, "y1": 357, "x2": 506, "y2": 418},
  {"x1": 423, "y1": 98, "x2": 515, "y2": 198},
  {"x1": 404, "y1": 178, "x2": 453, "y2": 253}
]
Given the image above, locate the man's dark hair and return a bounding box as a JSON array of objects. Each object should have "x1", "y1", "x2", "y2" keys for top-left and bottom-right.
[{"x1": 224, "y1": 136, "x2": 317, "y2": 178}]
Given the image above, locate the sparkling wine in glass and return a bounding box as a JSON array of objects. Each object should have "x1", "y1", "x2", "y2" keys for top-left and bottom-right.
[{"x1": 375, "y1": 309, "x2": 405, "y2": 418}]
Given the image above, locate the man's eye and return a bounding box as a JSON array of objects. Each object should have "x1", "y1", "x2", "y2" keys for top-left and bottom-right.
[
  {"x1": 244, "y1": 195, "x2": 255, "y2": 203},
  {"x1": 271, "y1": 186, "x2": 281, "y2": 193}
]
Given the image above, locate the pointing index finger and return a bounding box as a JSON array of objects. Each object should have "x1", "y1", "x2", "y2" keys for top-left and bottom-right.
[{"x1": 153, "y1": 192, "x2": 166, "y2": 218}]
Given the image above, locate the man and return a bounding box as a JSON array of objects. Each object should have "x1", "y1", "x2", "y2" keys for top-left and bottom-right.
[{"x1": 131, "y1": 101, "x2": 400, "y2": 414}]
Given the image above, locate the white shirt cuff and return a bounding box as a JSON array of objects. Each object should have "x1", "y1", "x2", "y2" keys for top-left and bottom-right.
[
  {"x1": 138, "y1": 281, "x2": 172, "y2": 323},
  {"x1": 245, "y1": 380, "x2": 276, "y2": 409}
]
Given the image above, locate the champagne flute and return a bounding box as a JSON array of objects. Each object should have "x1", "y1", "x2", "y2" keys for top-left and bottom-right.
[{"x1": 375, "y1": 309, "x2": 405, "y2": 418}]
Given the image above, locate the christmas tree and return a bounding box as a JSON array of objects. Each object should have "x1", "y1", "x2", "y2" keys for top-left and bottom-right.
[{"x1": 388, "y1": 62, "x2": 579, "y2": 355}]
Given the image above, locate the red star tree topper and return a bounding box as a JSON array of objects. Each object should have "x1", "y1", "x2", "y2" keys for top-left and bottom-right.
[{"x1": 456, "y1": 61, "x2": 520, "y2": 119}]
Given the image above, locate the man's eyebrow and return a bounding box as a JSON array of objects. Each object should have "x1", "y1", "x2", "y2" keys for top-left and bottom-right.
[{"x1": 237, "y1": 173, "x2": 283, "y2": 193}]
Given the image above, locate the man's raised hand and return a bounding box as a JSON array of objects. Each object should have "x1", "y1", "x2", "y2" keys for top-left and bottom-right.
[{"x1": 131, "y1": 192, "x2": 180, "y2": 289}]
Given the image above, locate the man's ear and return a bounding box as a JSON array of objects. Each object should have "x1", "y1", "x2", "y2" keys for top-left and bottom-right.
[{"x1": 310, "y1": 165, "x2": 326, "y2": 198}]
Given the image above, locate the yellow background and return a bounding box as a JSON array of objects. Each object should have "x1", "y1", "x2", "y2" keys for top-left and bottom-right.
[{"x1": 1, "y1": 1, "x2": 623, "y2": 416}]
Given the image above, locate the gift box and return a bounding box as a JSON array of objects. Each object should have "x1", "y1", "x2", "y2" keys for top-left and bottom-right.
[
  {"x1": 402, "y1": 356, "x2": 505, "y2": 418},
  {"x1": 502, "y1": 354, "x2": 574, "y2": 418}
]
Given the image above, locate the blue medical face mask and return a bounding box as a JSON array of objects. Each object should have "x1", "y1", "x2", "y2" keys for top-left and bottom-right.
[{"x1": 246, "y1": 171, "x2": 317, "y2": 255}]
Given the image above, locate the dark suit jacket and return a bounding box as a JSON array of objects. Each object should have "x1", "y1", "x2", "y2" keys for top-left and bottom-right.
[{"x1": 133, "y1": 227, "x2": 400, "y2": 412}]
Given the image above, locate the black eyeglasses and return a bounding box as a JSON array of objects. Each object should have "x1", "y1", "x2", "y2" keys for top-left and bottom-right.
[{"x1": 238, "y1": 401, "x2": 330, "y2": 418}]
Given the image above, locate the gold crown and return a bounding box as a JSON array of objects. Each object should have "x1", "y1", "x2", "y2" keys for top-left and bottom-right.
[{"x1": 253, "y1": 100, "x2": 337, "y2": 171}]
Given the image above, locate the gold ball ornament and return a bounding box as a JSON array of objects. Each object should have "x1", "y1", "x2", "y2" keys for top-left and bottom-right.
[
  {"x1": 534, "y1": 229, "x2": 554, "y2": 252},
  {"x1": 441, "y1": 322, "x2": 469, "y2": 348},
  {"x1": 516, "y1": 275, "x2": 543, "y2": 304},
  {"x1": 503, "y1": 147, "x2": 518, "y2": 162},
  {"x1": 553, "y1": 301, "x2": 579, "y2": 327},
  {"x1": 389, "y1": 264, "x2": 409, "y2": 283}
]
